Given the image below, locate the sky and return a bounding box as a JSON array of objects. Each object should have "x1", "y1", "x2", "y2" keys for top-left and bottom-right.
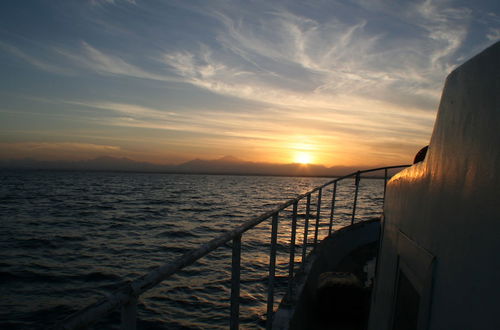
[{"x1": 0, "y1": 0, "x2": 499, "y2": 167}]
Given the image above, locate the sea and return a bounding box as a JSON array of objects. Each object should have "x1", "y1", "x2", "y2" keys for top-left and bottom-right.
[{"x1": 0, "y1": 170, "x2": 387, "y2": 329}]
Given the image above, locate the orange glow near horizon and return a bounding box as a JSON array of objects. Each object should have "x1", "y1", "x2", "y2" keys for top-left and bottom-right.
[
  {"x1": 289, "y1": 140, "x2": 318, "y2": 165},
  {"x1": 293, "y1": 151, "x2": 313, "y2": 164}
]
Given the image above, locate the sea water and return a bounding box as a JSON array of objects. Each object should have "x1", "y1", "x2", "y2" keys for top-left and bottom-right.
[{"x1": 0, "y1": 170, "x2": 386, "y2": 329}]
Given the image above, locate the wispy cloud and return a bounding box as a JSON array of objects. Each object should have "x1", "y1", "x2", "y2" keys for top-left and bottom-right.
[
  {"x1": 55, "y1": 41, "x2": 178, "y2": 82},
  {"x1": 415, "y1": 0, "x2": 470, "y2": 71},
  {"x1": 0, "y1": 1, "x2": 478, "y2": 113},
  {"x1": 68, "y1": 101, "x2": 177, "y2": 118},
  {"x1": 0, "y1": 41, "x2": 72, "y2": 75},
  {"x1": 486, "y1": 28, "x2": 500, "y2": 41},
  {"x1": 89, "y1": 0, "x2": 136, "y2": 7},
  {"x1": 160, "y1": 1, "x2": 470, "y2": 115}
]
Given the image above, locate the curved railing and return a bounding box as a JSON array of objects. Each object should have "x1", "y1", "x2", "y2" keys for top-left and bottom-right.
[{"x1": 58, "y1": 165, "x2": 410, "y2": 330}]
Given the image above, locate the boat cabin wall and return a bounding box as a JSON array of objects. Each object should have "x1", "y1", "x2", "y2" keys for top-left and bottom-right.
[{"x1": 368, "y1": 41, "x2": 500, "y2": 330}]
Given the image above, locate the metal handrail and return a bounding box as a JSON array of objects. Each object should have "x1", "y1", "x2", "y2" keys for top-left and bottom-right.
[{"x1": 58, "y1": 165, "x2": 410, "y2": 330}]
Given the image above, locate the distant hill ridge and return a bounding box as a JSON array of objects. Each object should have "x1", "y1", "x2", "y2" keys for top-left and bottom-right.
[{"x1": 0, "y1": 155, "x2": 388, "y2": 177}]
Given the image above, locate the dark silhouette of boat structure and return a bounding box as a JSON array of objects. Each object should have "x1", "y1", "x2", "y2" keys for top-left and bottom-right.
[{"x1": 59, "y1": 41, "x2": 500, "y2": 329}]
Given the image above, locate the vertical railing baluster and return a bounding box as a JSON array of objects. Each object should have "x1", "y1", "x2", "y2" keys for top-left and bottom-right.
[
  {"x1": 230, "y1": 234, "x2": 242, "y2": 330},
  {"x1": 288, "y1": 201, "x2": 298, "y2": 282},
  {"x1": 266, "y1": 213, "x2": 279, "y2": 330},
  {"x1": 329, "y1": 181, "x2": 337, "y2": 235},
  {"x1": 351, "y1": 171, "x2": 361, "y2": 225},
  {"x1": 313, "y1": 188, "x2": 322, "y2": 245},
  {"x1": 301, "y1": 194, "x2": 311, "y2": 262},
  {"x1": 383, "y1": 168, "x2": 388, "y2": 203},
  {"x1": 121, "y1": 296, "x2": 137, "y2": 330}
]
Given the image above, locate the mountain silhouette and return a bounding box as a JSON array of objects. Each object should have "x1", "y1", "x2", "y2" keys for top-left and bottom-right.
[{"x1": 0, "y1": 156, "x2": 393, "y2": 177}]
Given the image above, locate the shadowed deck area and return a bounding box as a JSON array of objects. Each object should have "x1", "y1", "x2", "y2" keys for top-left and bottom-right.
[{"x1": 273, "y1": 219, "x2": 380, "y2": 330}]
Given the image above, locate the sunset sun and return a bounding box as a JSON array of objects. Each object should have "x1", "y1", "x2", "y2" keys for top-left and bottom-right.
[{"x1": 294, "y1": 152, "x2": 313, "y2": 165}]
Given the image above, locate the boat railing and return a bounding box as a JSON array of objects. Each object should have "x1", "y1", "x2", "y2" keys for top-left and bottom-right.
[{"x1": 58, "y1": 165, "x2": 410, "y2": 330}]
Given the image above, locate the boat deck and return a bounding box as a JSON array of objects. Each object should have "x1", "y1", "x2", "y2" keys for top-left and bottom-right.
[{"x1": 273, "y1": 219, "x2": 380, "y2": 330}]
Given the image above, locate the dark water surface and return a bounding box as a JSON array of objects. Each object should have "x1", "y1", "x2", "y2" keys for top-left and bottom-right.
[{"x1": 0, "y1": 170, "x2": 385, "y2": 329}]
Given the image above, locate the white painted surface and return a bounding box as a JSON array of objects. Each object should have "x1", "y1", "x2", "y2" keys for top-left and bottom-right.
[{"x1": 369, "y1": 41, "x2": 500, "y2": 330}]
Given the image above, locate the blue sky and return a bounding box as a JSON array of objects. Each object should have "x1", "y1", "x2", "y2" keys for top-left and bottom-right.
[{"x1": 0, "y1": 0, "x2": 498, "y2": 166}]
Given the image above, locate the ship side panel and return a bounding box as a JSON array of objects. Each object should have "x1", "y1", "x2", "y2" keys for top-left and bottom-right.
[{"x1": 368, "y1": 41, "x2": 500, "y2": 330}]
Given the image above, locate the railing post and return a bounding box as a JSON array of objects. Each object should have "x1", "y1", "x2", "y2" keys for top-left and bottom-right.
[
  {"x1": 230, "y1": 234, "x2": 242, "y2": 330},
  {"x1": 288, "y1": 201, "x2": 298, "y2": 282},
  {"x1": 266, "y1": 213, "x2": 279, "y2": 330},
  {"x1": 301, "y1": 194, "x2": 311, "y2": 262},
  {"x1": 383, "y1": 168, "x2": 388, "y2": 202},
  {"x1": 121, "y1": 296, "x2": 137, "y2": 330},
  {"x1": 329, "y1": 182, "x2": 337, "y2": 235},
  {"x1": 313, "y1": 188, "x2": 322, "y2": 245},
  {"x1": 351, "y1": 171, "x2": 361, "y2": 225}
]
